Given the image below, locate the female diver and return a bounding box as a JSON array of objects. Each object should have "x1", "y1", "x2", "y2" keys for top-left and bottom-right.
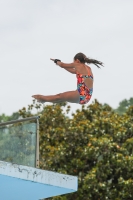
[{"x1": 32, "y1": 52, "x2": 103, "y2": 105}]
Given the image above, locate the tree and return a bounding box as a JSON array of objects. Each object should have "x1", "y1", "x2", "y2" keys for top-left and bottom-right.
[
  {"x1": 115, "y1": 97, "x2": 133, "y2": 115},
  {"x1": 0, "y1": 112, "x2": 20, "y2": 122},
  {"x1": 17, "y1": 100, "x2": 133, "y2": 199}
]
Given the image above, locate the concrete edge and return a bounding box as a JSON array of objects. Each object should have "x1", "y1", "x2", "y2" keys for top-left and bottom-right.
[{"x1": 0, "y1": 161, "x2": 78, "y2": 191}]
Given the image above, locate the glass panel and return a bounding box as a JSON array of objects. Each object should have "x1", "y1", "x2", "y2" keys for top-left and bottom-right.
[{"x1": 0, "y1": 121, "x2": 37, "y2": 167}]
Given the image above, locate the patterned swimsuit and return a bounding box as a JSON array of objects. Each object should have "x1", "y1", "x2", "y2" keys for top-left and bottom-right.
[{"x1": 76, "y1": 68, "x2": 93, "y2": 105}]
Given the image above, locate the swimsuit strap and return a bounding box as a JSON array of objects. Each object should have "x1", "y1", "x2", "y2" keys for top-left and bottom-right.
[
  {"x1": 85, "y1": 66, "x2": 93, "y2": 77},
  {"x1": 76, "y1": 66, "x2": 93, "y2": 79}
]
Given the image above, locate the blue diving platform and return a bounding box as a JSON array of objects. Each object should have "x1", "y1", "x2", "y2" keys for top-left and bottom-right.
[{"x1": 0, "y1": 161, "x2": 78, "y2": 200}]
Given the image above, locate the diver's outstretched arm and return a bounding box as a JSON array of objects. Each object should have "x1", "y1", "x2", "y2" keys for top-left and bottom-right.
[
  {"x1": 63, "y1": 68, "x2": 76, "y2": 74},
  {"x1": 50, "y1": 58, "x2": 76, "y2": 68}
]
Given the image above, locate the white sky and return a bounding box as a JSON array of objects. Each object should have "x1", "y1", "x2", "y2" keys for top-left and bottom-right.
[{"x1": 0, "y1": 0, "x2": 133, "y2": 115}]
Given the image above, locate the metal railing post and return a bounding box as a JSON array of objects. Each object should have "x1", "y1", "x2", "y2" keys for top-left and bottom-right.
[
  {"x1": 36, "y1": 118, "x2": 39, "y2": 168},
  {"x1": 0, "y1": 116, "x2": 40, "y2": 126}
]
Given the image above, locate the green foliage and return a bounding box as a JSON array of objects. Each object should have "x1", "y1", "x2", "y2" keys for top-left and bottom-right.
[
  {"x1": 10, "y1": 99, "x2": 133, "y2": 199},
  {"x1": 0, "y1": 112, "x2": 20, "y2": 122},
  {"x1": 115, "y1": 97, "x2": 133, "y2": 115}
]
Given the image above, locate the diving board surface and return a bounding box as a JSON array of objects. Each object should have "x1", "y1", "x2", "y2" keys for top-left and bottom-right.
[{"x1": 0, "y1": 161, "x2": 78, "y2": 200}]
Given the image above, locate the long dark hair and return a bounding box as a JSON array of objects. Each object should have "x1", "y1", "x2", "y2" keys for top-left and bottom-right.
[{"x1": 74, "y1": 52, "x2": 104, "y2": 68}]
